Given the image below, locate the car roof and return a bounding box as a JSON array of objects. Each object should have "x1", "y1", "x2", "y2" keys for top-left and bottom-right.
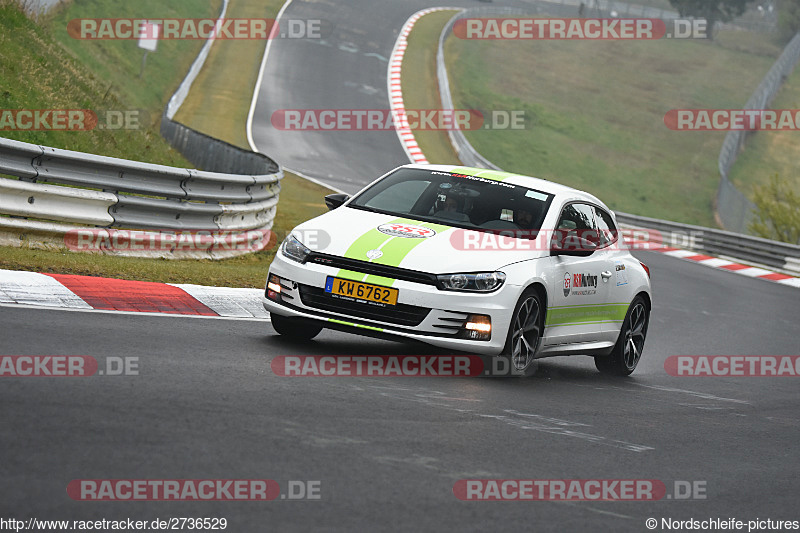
[{"x1": 400, "y1": 164, "x2": 609, "y2": 209}]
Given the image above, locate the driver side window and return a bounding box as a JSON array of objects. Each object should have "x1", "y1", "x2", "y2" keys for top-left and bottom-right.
[{"x1": 556, "y1": 203, "x2": 599, "y2": 244}]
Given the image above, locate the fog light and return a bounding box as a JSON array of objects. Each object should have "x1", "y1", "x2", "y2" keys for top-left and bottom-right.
[
  {"x1": 266, "y1": 274, "x2": 282, "y2": 300},
  {"x1": 465, "y1": 314, "x2": 491, "y2": 341}
]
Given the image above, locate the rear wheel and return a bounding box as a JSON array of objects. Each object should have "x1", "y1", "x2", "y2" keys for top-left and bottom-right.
[
  {"x1": 500, "y1": 288, "x2": 544, "y2": 377},
  {"x1": 270, "y1": 313, "x2": 323, "y2": 340},
  {"x1": 595, "y1": 296, "x2": 649, "y2": 376}
]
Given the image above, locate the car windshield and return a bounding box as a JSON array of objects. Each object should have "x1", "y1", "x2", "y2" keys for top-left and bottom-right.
[{"x1": 349, "y1": 167, "x2": 554, "y2": 236}]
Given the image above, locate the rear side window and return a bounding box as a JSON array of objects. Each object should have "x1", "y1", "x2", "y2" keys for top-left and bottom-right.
[{"x1": 593, "y1": 206, "x2": 619, "y2": 248}]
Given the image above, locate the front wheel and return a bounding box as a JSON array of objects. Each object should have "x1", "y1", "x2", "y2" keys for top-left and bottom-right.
[
  {"x1": 270, "y1": 313, "x2": 323, "y2": 340},
  {"x1": 595, "y1": 296, "x2": 649, "y2": 376},
  {"x1": 500, "y1": 288, "x2": 544, "y2": 377}
]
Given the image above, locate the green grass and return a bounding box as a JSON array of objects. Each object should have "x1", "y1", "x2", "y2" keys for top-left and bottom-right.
[
  {"x1": 174, "y1": 0, "x2": 287, "y2": 148},
  {"x1": 49, "y1": 0, "x2": 222, "y2": 119},
  {"x1": 401, "y1": 9, "x2": 461, "y2": 165},
  {"x1": 727, "y1": 66, "x2": 800, "y2": 196},
  {"x1": 0, "y1": 2, "x2": 196, "y2": 164},
  {"x1": 443, "y1": 25, "x2": 783, "y2": 227}
]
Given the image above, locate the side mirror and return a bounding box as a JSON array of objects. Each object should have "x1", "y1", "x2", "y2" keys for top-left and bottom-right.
[
  {"x1": 324, "y1": 193, "x2": 350, "y2": 210},
  {"x1": 550, "y1": 231, "x2": 598, "y2": 257}
]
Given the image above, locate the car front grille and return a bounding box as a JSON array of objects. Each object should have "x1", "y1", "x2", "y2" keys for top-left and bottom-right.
[
  {"x1": 306, "y1": 253, "x2": 438, "y2": 286},
  {"x1": 297, "y1": 284, "x2": 431, "y2": 327}
]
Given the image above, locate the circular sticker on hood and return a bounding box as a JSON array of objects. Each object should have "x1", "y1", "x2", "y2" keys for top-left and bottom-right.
[{"x1": 377, "y1": 223, "x2": 436, "y2": 239}]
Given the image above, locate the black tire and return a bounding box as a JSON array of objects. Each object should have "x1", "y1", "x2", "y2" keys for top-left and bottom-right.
[
  {"x1": 594, "y1": 295, "x2": 649, "y2": 376},
  {"x1": 500, "y1": 288, "x2": 545, "y2": 377},
  {"x1": 270, "y1": 313, "x2": 323, "y2": 340}
]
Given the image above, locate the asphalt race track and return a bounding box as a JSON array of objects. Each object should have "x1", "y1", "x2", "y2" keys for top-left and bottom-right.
[
  {"x1": 249, "y1": 0, "x2": 559, "y2": 193},
  {"x1": 3, "y1": 0, "x2": 800, "y2": 531},
  {"x1": 2, "y1": 251, "x2": 799, "y2": 531}
]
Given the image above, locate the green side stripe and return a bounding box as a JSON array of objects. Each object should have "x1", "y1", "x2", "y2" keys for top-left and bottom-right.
[
  {"x1": 545, "y1": 303, "x2": 629, "y2": 327},
  {"x1": 450, "y1": 167, "x2": 518, "y2": 182},
  {"x1": 328, "y1": 318, "x2": 383, "y2": 332}
]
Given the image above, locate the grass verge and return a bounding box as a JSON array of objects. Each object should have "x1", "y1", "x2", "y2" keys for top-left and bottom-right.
[
  {"x1": 0, "y1": 1, "x2": 202, "y2": 164},
  {"x1": 443, "y1": 27, "x2": 784, "y2": 227},
  {"x1": 727, "y1": 66, "x2": 800, "y2": 196}
]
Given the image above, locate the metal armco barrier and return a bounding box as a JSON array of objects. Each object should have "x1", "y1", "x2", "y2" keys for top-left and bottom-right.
[
  {"x1": 616, "y1": 213, "x2": 800, "y2": 275},
  {"x1": 1, "y1": 0, "x2": 287, "y2": 258},
  {"x1": 0, "y1": 137, "x2": 283, "y2": 258},
  {"x1": 435, "y1": 7, "x2": 800, "y2": 273}
]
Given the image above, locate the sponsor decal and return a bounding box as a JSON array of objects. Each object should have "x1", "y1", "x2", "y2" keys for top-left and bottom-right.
[
  {"x1": 563, "y1": 272, "x2": 598, "y2": 297},
  {"x1": 377, "y1": 223, "x2": 436, "y2": 239},
  {"x1": 615, "y1": 262, "x2": 628, "y2": 286},
  {"x1": 366, "y1": 249, "x2": 383, "y2": 260}
]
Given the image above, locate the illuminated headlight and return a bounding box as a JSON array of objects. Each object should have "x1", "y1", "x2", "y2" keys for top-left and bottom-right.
[
  {"x1": 281, "y1": 234, "x2": 311, "y2": 263},
  {"x1": 436, "y1": 272, "x2": 506, "y2": 292}
]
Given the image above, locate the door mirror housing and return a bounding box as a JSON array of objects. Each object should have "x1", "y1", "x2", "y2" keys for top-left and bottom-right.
[{"x1": 324, "y1": 193, "x2": 350, "y2": 210}]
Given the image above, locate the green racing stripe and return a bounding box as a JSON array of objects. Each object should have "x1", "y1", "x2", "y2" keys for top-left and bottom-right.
[
  {"x1": 545, "y1": 303, "x2": 629, "y2": 327},
  {"x1": 328, "y1": 318, "x2": 383, "y2": 332},
  {"x1": 336, "y1": 218, "x2": 449, "y2": 287},
  {"x1": 449, "y1": 167, "x2": 519, "y2": 182}
]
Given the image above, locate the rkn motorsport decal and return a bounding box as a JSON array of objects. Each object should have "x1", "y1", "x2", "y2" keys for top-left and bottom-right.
[{"x1": 563, "y1": 272, "x2": 598, "y2": 297}]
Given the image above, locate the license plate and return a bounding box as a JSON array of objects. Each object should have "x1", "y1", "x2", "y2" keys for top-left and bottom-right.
[{"x1": 324, "y1": 276, "x2": 398, "y2": 306}]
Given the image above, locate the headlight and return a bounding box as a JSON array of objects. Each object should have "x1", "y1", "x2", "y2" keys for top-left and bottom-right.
[
  {"x1": 281, "y1": 234, "x2": 311, "y2": 263},
  {"x1": 436, "y1": 272, "x2": 506, "y2": 292}
]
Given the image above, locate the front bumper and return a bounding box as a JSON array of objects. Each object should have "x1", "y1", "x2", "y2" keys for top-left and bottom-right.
[{"x1": 263, "y1": 252, "x2": 517, "y2": 355}]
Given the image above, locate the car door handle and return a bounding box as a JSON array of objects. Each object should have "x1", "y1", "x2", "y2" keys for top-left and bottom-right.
[{"x1": 601, "y1": 271, "x2": 613, "y2": 280}]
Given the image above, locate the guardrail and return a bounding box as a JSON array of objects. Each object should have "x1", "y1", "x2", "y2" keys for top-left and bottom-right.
[
  {"x1": 435, "y1": 6, "x2": 800, "y2": 275},
  {"x1": 616, "y1": 212, "x2": 800, "y2": 275},
  {"x1": 0, "y1": 136, "x2": 282, "y2": 258}
]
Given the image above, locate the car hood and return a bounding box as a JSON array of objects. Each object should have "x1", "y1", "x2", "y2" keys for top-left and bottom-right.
[{"x1": 291, "y1": 207, "x2": 548, "y2": 274}]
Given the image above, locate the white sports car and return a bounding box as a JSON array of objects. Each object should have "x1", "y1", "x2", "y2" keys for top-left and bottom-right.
[{"x1": 264, "y1": 164, "x2": 651, "y2": 376}]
